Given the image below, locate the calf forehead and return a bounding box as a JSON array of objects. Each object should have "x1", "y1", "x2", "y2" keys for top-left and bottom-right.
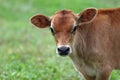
[{"x1": 51, "y1": 10, "x2": 76, "y2": 31}]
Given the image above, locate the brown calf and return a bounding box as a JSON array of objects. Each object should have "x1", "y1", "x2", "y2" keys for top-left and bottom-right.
[{"x1": 30, "y1": 8, "x2": 120, "y2": 80}]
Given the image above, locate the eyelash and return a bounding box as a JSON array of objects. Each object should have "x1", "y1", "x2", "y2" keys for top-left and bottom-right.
[
  {"x1": 50, "y1": 27, "x2": 55, "y2": 35},
  {"x1": 71, "y1": 26, "x2": 77, "y2": 33}
]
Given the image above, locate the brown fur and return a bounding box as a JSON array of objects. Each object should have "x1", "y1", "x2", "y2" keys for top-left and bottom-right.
[
  {"x1": 31, "y1": 8, "x2": 120, "y2": 80},
  {"x1": 71, "y1": 8, "x2": 120, "y2": 80}
]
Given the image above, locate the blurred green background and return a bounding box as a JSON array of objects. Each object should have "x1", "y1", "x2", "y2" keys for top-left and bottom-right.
[{"x1": 0, "y1": 0, "x2": 120, "y2": 80}]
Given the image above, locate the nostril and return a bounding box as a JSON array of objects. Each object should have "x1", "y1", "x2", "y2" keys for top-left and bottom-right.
[
  {"x1": 65, "y1": 47, "x2": 70, "y2": 52},
  {"x1": 58, "y1": 47, "x2": 63, "y2": 52}
]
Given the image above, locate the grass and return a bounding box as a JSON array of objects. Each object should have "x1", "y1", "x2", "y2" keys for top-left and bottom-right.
[{"x1": 0, "y1": 0, "x2": 120, "y2": 80}]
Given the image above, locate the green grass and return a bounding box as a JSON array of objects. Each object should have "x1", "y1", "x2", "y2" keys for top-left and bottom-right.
[{"x1": 0, "y1": 0, "x2": 120, "y2": 80}]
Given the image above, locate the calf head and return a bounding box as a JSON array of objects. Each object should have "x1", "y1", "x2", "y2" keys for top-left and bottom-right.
[{"x1": 30, "y1": 8, "x2": 98, "y2": 56}]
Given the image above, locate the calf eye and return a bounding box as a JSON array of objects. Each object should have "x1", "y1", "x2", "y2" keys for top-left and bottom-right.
[
  {"x1": 71, "y1": 26, "x2": 77, "y2": 33},
  {"x1": 50, "y1": 27, "x2": 55, "y2": 35}
]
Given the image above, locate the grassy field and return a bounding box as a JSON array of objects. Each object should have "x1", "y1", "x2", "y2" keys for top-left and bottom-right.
[{"x1": 0, "y1": 0, "x2": 120, "y2": 80}]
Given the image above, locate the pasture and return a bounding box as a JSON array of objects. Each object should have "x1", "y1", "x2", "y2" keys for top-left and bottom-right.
[{"x1": 0, "y1": 0, "x2": 120, "y2": 80}]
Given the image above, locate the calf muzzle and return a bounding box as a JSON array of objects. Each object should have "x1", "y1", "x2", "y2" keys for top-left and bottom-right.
[{"x1": 57, "y1": 46, "x2": 70, "y2": 56}]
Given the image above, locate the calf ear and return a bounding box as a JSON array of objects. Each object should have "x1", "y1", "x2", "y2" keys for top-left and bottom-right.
[
  {"x1": 78, "y1": 8, "x2": 98, "y2": 25},
  {"x1": 30, "y1": 15, "x2": 50, "y2": 28}
]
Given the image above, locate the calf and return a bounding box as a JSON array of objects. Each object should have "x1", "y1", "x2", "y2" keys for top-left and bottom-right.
[{"x1": 30, "y1": 8, "x2": 120, "y2": 80}]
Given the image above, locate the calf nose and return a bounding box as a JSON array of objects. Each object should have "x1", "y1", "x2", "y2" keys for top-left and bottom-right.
[{"x1": 57, "y1": 46, "x2": 70, "y2": 56}]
